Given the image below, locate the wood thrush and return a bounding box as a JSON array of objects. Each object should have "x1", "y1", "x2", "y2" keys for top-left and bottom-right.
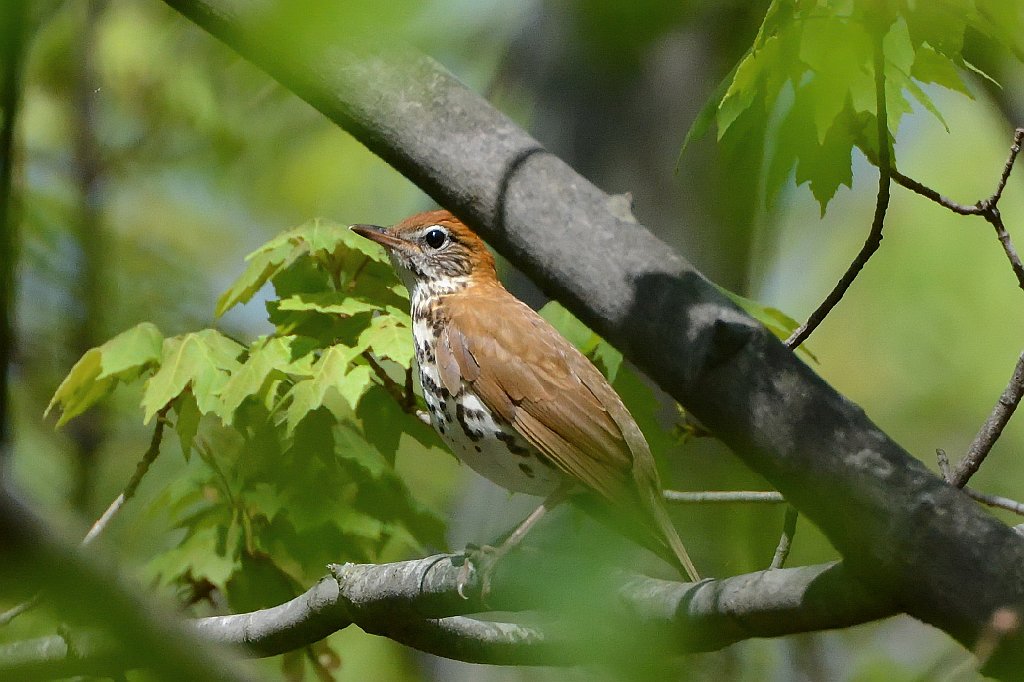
[{"x1": 351, "y1": 210, "x2": 700, "y2": 583}]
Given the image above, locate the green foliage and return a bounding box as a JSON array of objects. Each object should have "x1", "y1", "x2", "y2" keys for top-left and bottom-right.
[
  {"x1": 49, "y1": 218, "x2": 444, "y2": 610},
  {"x1": 686, "y1": 0, "x2": 1023, "y2": 213}
]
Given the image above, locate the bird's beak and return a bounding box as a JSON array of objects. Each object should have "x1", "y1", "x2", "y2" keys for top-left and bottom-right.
[{"x1": 350, "y1": 224, "x2": 408, "y2": 251}]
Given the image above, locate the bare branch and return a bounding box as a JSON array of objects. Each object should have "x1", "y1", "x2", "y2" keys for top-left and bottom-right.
[
  {"x1": 663, "y1": 490, "x2": 785, "y2": 504},
  {"x1": 951, "y1": 351, "x2": 1024, "y2": 487},
  {"x1": 893, "y1": 128, "x2": 1024, "y2": 293},
  {"x1": 770, "y1": 505, "x2": 800, "y2": 570},
  {"x1": 83, "y1": 405, "x2": 170, "y2": 545}
]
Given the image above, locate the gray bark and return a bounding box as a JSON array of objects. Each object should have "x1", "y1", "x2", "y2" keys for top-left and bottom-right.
[{"x1": 0, "y1": 554, "x2": 892, "y2": 678}]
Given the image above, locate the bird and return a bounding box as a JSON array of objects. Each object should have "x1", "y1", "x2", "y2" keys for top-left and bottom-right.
[{"x1": 350, "y1": 209, "x2": 700, "y2": 584}]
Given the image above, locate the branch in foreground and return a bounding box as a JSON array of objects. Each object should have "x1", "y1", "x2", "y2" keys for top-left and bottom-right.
[
  {"x1": 0, "y1": 553, "x2": 895, "y2": 678},
  {"x1": 0, "y1": 490, "x2": 258, "y2": 682},
  {"x1": 1, "y1": 406, "x2": 172, "y2": 629}
]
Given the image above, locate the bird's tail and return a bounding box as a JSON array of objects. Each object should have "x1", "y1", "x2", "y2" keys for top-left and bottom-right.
[{"x1": 649, "y1": 501, "x2": 701, "y2": 582}]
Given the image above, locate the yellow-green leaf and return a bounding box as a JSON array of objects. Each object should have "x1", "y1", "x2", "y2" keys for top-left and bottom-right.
[
  {"x1": 359, "y1": 314, "x2": 414, "y2": 368},
  {"x1": 45, "y1": 349, "x2": 115, "y2": 427},
  {"x1": 142, "y1": 330, "x2": 244, "y2": 423},
  {"x1": 97, "y1": 322, "x2": 164, "y2": 380}
]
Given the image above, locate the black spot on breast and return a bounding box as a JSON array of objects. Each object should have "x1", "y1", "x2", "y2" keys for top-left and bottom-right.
[
  {"x1": 518, "y1": 462, "x2": 534, "y2": 478},
  {"x1": 496, "y1": 431, "x2": 531, "y2": 457},
  {"x1": 474, "y1": 445, "x2": 482, "y2": 453},
  {"x1": 536, "y1": 453, "x2": 557, "y2": 469}
]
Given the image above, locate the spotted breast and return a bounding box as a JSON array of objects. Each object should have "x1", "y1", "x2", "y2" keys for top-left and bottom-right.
[{"x1": 413, "y1": 293, "x2": 564, "y2": 496}]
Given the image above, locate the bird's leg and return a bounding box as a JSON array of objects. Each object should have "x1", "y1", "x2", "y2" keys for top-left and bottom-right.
[{"x1": 457, "y1": 483, "x2": 572, "y2": 599}]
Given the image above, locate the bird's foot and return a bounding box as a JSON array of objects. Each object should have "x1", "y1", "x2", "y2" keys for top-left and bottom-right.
[{"x1": 454, "y1": 543, "x2": 504, "y2": 600}]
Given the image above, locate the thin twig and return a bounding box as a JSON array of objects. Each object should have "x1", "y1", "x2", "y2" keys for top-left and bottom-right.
[
  {"x1": 890, "y1": 169, "x2": 979, "y2": 215},
  {"x1": 946, "y1": 350, "x2": 1024, "y2": 489},
  {"x1": 0, "y1": 594, "x2": 38, "y2": 628},
  {"x1": 663, "y1": 490, "x2": 785, "y2": 504},
  {"x1": 963, "y1": 487, "x2": 1024, "y2": 517},
  {"x1": 989, "y1": 128, "x2": 1023, "y2": 206},
  {"x1": 892, "y1": 128, "x2": 1024, "y2": 293},
  {"x1": 769, "y1": 505, "x2": 800, "y2": 569},
  {"x1": 939, "y1": 445, "x2": 1024, "y2": 516},
  {"x1": 83, "y1": 405, "x2": 171, "y2": 544},
  {"x1": 786, "y1": 38, "x2": 891, "y2": 350},
  {"x1": 362, "y1": 351, "x2": 416, "y2": 413},
  {"x1": 950, "y1": 351, "x2": 1024, "y2": 488}
]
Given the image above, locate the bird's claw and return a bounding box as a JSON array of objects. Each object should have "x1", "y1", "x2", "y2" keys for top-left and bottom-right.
[{"x1": 454, "y1": 544, "x2": 501, "y2": 600}]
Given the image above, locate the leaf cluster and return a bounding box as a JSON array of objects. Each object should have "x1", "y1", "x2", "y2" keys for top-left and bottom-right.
[
  {"x1": 685, "y1": 0, "x2": 1023, "y2": 213},
  {"x1": 46, "y1": 219, "x2": 445, "y2": 612}
]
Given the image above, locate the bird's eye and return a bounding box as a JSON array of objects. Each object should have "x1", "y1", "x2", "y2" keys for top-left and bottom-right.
[{"x1": 423, "y1": 228, "x2": 448, "y2": 249}]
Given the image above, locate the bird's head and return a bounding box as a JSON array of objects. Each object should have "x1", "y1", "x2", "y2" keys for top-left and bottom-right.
[{"x1": 351, "y1": 210, "x2": 497, "y2": 293}]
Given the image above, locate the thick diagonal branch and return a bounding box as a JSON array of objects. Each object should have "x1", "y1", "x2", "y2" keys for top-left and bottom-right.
[{"x1": 155, "y1": 2, "x2": 1024, "y2": 675}]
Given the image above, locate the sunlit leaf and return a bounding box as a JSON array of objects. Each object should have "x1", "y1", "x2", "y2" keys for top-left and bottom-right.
[
  {"x1": 141, "y1": 330, "x2": 244, "y2": 423},
  {"x1": 277, "y1": 291, "x2": 379, "y2": 317},
  {"x1": 359, "y1": 314, "x2": 414, "y2": 368},
  {"x1": 46, "y1": 322, "x2": 165, "y2": 426},
  {"x1": 96, "y1": 322, "x2": 164, "y2": 380},
  {"x1": 45, "y1": 349, "x2": 115, "y2": 427}
]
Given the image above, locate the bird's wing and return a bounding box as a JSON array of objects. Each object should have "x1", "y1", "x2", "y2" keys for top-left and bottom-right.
[{"x1": 439, "y1": 285, "x2": 653, "y2": 505}]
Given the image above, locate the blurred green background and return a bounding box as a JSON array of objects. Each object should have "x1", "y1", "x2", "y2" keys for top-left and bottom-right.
[{"x1": 4, "y1": 0, "x2": 1024, "y2": 680}]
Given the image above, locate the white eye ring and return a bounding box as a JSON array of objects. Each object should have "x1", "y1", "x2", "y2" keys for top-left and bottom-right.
[{"x1": 423, "y1": 226, "x2": 448, "y2": 249}]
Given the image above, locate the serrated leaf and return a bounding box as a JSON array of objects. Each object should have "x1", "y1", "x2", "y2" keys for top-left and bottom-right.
[
  {"x1": 150, "y1": 525, "x2": 238, "y2": 589},
  {"x1": 142, "y1": 330, "x2": 244, "y2": 423},
  {"x1": 46, "y1": 323, "x2": 166, "y2": 426},
  {"x1": 216, "y1": 238, "x2": 301, "y2": 317},
  {"x1": 900, "y1": 71, "x2": 949, "y2": 131},
  {"x1": 678, "y1": 60, "x2": 740, "y2": 165},
  {"x1": 359, "y1": 314, "x2": 414, "y2": 368},
  {"x1": 174, "y1": 391, "x2": 201, "y2": 461},
  {"x1": 277, "y1": 291, "x2": 379, "y2": 317},
  {"x1": 911, "y1": 45, "x2": 972, "y2": 97},
  {"x1": 219, "y1": 336, "x2": 299, "y2": 421},
  {"x1": 45, "y1": 349, "x2": 116, "y2": 427},
  {"x1": 96, "y1": 322, "x2": 164, "y2": 380},
  {"x1": 284, "y1": 345, "x2": 366, "y2": 433},
  {"x1": 716, "y1": 39, "x2": 771, "y2": 140},
  {"x1": 335, "y1": 364, "x2": 373, "y2": 413}
]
